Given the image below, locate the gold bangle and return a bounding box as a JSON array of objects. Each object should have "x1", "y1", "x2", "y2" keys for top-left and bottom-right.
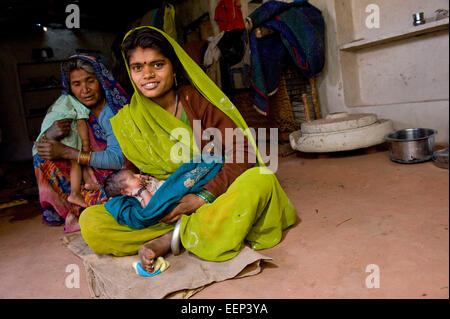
[
  {"x1": 77, "y1": 150, "x2": 91, "y2": 165},
  {"x1": 81, "y1": 151, "x2": 90, "y2": 165}
]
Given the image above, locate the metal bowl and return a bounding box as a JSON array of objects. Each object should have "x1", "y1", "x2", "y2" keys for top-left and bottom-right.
[
  {"x1": 432, "y1": 148, "x2": 449, "y2": 169},
  {"x1": 385, "y1": 128, "x2": 437, "y2": 164}
]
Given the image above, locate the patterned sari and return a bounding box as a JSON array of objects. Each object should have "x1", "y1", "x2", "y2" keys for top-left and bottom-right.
[{"x1": 33, "y1": 54, "x2": 129, "y2": 233}]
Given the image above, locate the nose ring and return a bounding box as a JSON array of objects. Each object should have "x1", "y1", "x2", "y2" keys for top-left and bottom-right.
[{"x1": 150, "y1": 72, "x2": 155, "y2": 77}]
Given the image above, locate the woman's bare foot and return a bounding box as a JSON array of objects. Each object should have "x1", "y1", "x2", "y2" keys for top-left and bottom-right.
[
  {"x1": 68, "y1": 193, "x2": 87, "y2": 208},
  {"x1": 138, "y1": 231, "x2": 173, "y2": 272}
]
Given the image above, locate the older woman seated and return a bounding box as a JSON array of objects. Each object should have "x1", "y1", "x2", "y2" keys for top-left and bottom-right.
[{"x1": 33, "y1": 54, "x2": 130, "y2": 232}]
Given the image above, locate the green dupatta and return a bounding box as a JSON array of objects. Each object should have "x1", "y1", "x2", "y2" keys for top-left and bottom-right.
[{"x1": 110, "y1": 26, "x2": 263, "y2": 180}]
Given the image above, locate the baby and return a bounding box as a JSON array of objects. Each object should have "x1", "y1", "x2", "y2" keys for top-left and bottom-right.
[
  {"x1": 34, "y1": 94, "x2": 94, "y2": 208},
  {"x1": 104, "y1": 169, "x2": 164, "y2": 207},
  {"x1": 104, "y1": 155, "x2": 223, "y2": 229}
]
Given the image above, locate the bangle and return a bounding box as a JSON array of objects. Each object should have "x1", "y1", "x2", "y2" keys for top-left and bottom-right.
[
  {"x1": 196, "y1": 189, "x2": 216, "y2": 204},
  {"x1": 77, "y1": 150, "x2": 91, "y2": 165},
  {"x1": 87, "y1": 151, "x2": 92, "y2": 166},
  {"x1": 196, "y1": 192, "x2": 209, "y2": 203},
  {"x1": 171, "y1": 219, "x2": 182, "y2": 255}
]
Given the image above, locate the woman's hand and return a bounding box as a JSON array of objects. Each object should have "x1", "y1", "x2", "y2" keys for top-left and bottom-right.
[
  {"x1": 159, "y1": 194, "x2": 206, "y2": 224},
  {"x1": 34, "y1": 139, "x2": 77, "y2": 161},
  {"x1": 44, "y1": 119, "x2": 72, "y2": 140}
]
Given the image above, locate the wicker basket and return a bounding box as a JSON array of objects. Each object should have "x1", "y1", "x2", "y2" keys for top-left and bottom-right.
[
  {"x1": 284, "y1": 67, "x2": 316, "y2": 123},
  {"x1": 267, "y1": 73, "x2": 300, "y2": 135}
]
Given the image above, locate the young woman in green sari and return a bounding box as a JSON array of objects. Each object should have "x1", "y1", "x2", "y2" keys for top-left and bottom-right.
[{"x1": 79, "y1": 27, "x2": 297, "y2": 273}]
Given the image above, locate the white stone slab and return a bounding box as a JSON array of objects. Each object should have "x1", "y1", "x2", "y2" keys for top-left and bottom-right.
[
  {"x1": 290, "y1": 119, "x2": 394, "y2": 153},
  {"x1": 301, "y1": 112, "x2": 378, "y2": 134}
]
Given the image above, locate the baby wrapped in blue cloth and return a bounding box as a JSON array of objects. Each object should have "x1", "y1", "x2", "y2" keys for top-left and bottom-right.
[{"x1": 104, "y1": 155, "x2": 223, "y2": 229}]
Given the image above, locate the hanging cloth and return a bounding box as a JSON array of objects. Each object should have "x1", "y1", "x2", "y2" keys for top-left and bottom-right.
[
  {"x1": 248, "y1": 0, "x2": 325, "y2": 116},
  {"x1": 163, "y1": 2, "x2": 178, "y2": 40},
  {"x1": 214, "y1": 0, "x2": 245, "y2": 32}
]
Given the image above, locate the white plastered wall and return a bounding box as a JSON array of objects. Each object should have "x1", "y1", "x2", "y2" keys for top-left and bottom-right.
[{"x1": 310, "y1": 0, "x2": 449, "y2": 144}]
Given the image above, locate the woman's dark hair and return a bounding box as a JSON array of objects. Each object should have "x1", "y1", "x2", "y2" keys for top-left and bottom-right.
[
  {"x1": 104, "y1": 169, "x2": 129, "y2": 198},
  {"x1": 121, "y1": 28, "x2": 186, "y2": 85}
]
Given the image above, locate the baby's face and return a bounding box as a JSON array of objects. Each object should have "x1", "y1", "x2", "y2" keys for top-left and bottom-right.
[{"x1": 122, "y1": 171, "x2": 143, "y2": 194}]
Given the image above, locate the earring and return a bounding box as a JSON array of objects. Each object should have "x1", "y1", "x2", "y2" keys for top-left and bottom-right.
[{"x1": 174, "y1": 74, "x2": 178, "y2": 87}]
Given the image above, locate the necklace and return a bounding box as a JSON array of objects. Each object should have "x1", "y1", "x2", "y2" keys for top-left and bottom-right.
[{"x1": 173, "y1": 93, "x2": 179, "y2": 117}]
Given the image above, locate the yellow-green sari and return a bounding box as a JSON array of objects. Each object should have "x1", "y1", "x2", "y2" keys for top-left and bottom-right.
[{"x1": 79, "y1": 27, "x2": 297, "y2": 261}]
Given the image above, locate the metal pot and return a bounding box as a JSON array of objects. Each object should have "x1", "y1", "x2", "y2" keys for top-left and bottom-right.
[
  {"x1": 385, "y1": 128, "x2": 437, "y2": 163},
  {"x1": 432, "y1": 148, "x2": 449, "y2": 169}
]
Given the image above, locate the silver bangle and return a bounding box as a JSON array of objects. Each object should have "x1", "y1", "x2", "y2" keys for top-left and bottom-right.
[{"x1": 171, "y1": 219, "x2": 182, "y2": 256}]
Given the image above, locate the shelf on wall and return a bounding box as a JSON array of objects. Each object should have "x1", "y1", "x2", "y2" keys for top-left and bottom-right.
[{"x1": 340, "y1": 17, "x2": 449, "y2": 51}]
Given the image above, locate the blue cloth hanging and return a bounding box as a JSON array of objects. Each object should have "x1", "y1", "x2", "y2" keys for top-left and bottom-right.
[{"x1": 248, "y1": 0, "x2": 325, "y2": 116}]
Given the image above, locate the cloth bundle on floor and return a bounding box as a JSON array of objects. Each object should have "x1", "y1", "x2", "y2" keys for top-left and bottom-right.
[{"x1": 248, "y1": 0, "x2": 325, "y2": 116}]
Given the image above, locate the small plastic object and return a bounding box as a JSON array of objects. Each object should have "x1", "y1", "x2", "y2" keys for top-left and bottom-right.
[
  {"x1": 133, "y1": 262, "x2": 162, "y2": 277},
  {"x1": 132, "y1": 256, "x2": 170, "y2": 277}
]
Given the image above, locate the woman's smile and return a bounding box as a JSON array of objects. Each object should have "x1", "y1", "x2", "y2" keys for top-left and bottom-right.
[{"x1": 142, "y1": 81, "x2": 159, "y2": 90}]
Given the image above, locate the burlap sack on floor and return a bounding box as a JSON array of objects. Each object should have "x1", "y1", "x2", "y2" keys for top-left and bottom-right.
[{"x1": 62, "y1": 232, "x2": 272, "y2": 299}]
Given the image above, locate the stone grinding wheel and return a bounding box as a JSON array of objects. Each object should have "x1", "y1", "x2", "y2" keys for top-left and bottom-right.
[{"x1": 289, "y1": 112, "x2": 394, "y2": 153}]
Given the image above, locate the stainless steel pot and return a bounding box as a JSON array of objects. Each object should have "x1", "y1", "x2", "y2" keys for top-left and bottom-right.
[
  {"x1": 433, "y1": 148, "x2": 449, "y2": 169},
  {"x1": 385, "y1": 128, "x2": 437, "y2": 163}
]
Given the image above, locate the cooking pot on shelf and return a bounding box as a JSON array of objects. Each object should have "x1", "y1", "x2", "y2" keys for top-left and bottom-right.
[{"x1": 385, "y1": 128, "x2": 437, "y2": 164}]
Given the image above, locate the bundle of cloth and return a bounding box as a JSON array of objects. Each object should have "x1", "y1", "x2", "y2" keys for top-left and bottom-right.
[
  {"x1": 105, "y1": 155, "x2": 223, "y2": 229},
  {"x1": 247, "y1": 0, "x2": 325, "y2": 116}
]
